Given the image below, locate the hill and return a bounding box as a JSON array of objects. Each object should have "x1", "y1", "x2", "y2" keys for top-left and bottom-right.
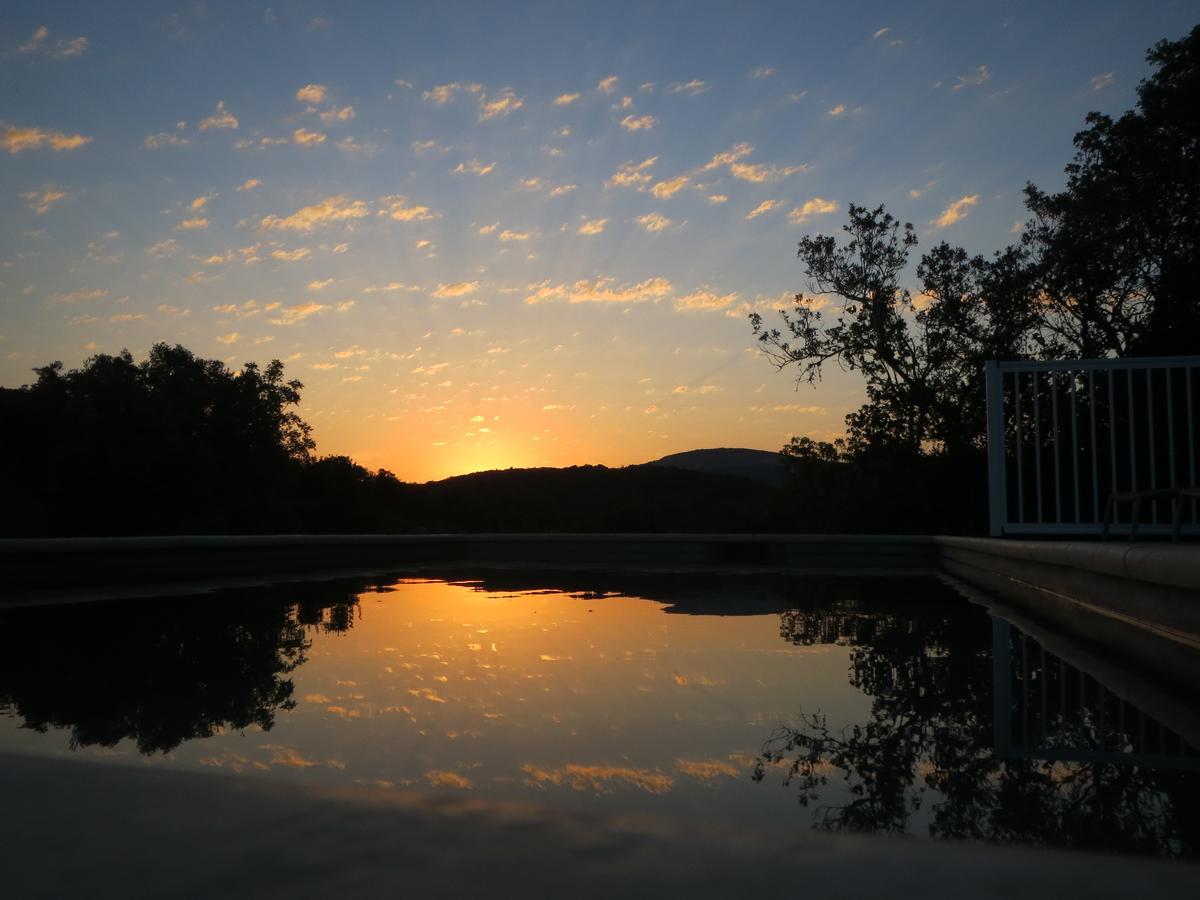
[{"x1": 644, "y1": 448, "x2": 786, "y2": 486}]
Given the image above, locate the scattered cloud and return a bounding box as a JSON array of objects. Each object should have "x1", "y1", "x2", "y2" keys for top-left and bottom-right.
[
  {"x1": 453, "y1": 159, "x2": 496, "y2": 176},
  {"x1": 650, "y1": 176, "x2": 689, "y2": 199},
  {"x1": 933, "y1": 194, "x2": 979, "y2": 228},
  {"x1": 261, "y1": 196, "x2": 370, "y2": 232},
  {"x1": 827, "y1": 104, "x2": 847, "y2": 117},
  {"x1": 635, "y1": 212, "x2": 675, "y2": 232},
  {"x1": 20, "y1": 187, "x2": 67, "y2": 215},
  {"x1": 953, "y1": 66, "x2": 991, "y2": 90},
  {"x1": 411, "y1": 138, "x2": 450, "y2": 155},
  {"x1": 1091, "y1": 72, "x2": 1115, "y2": 91},
  {"x1": 554, "y1": 93, "x2": 581, "y2": 106},
  {"x1": 499, "y1": 229, "x2": 532, "y2": 241},
  {"x1": 269, "y1": 302, "x2": 329, "y2": 325},
  {"x1": 421, "y1": 82, "x2": 483, "y2": 105},
  {"x1": 2, "y1": 125, "x2": 92, "y2": 154},
  {"x1": 619, "y1": 114, "x2": 656, "y2": 132},
  {"x1": 525, "y1": 276, "x2": 671, "y2": 305},
  {"x1": 668, "y1": 79, "x2": 710, "y2": 95},
  {"x1": 236, "y1": 178, "x2": 261, "y2": 192},
  {"x1": 606, "y1": 157, "x2": 657, "y2": 190},
  {"x1": 788, "y1": 197, "x2": 839, "y2": 224},
  {"x1": 548, "y1": 184, "x2": 576, "y2": 198},
  {"x1": 292, "y1": 128, "x2": 327, "y2": 146},
  {"x1": 432, "y1": 281, "x2": 479, "y2": 298},
  {"x1": 873, "y1": 27, "x2": 891, "y2": 40},
  {"x1": 295, "y1": 84, "x2": 327, "y2": 104},
  {"x1": 707, "y1": 194, "x2": 728, "y2": 204},
  {"x1": 271, "y1": 248, "x2": 311, "y2": 261},
  {"x1": 596, "y1": 75, "x2": 618, "y2": 94},
  {"x1": 144, "y1": 131, "x2": 189, "y2": 149},
  {"x1": 216, "y1": 332, "x2": 239, "y2": 344},
  {"x1": 175, "y1": 216, "x2": 209, "y2": 231},
  {"x1": 479, "y1": 87, "x2": 524, "y2": 121},
  {"x1": 750, "y1": 66, "x2": 775, "y2": 79},
  {"x1": 199, "y1": 100, "x2": 238, "y2": 131},
  {"x1": 319, "y1": 106, "x2": 355, "y2": 125},
  {"x1": 50, "y1": 288, "x2": 108, "y2": 303},
  {"x1": 577, "y1": 217, "x2": 607, "y2": 235},
  {"x1": 15, "y1": 25, "x2": 88, "y2": 58},
  {"x1": 521, "y1": 763, "x2": 672, "y2": 795},
  {"x1": 478, "y1": 222, "x2": 499, "y2": 235},
  {"x1": 307, "y1": 278, "x2": 334, "y2": 291},
  {"x1": 674, "y1": 288, "x2": 738, "y2": 311},
  {"x1": 425, "y1": 771, "x2": 473, "y2": 790},
  {"x1": 745, "y1": 199, "x2": 782, "y2": 220},
  {"x1": 379, "y1": 195, "x2": 435, "y2": 222},
  {"x1": 730, "y1": 162, "x2": 807, "y2": 182},
  {"x1": 144, "y1": 239, "x2": 178, "y2": 258}
]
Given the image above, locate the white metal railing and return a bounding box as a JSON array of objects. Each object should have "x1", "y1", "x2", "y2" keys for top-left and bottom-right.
[{"x1": 985, "y1": 356, "x2": 1200, "y2": 538}]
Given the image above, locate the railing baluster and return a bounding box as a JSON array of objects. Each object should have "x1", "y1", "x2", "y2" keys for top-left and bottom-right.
[
  {"x1": 1070, "y1": 372, "x2": 1080, "y2": 524},
  {"x1": 1128, "y1": 368, "x2": 1137, "y2": 497},
  {"x1": 1189, "y1": 367, "x2": 1196, "y2": 523},
  {"x1": 1147, "y1": 367, "x2": 1157, "y2": 522},
  {"x1": 1051, "y1": 372, "x2": 1062, "y2": 523},
  {"x1": 1166, "y1": 369, "x2": 1176, "y2": 491},
  {"x1": 1033, "y1": 372, "x2": 1043, "y2": 524},
  {"x1": 1109, "y1": 369, "x2": 1118, "y2": 526},
  {"x1": 1015, "y1": 372, "x2": 1025, "y2": 524},
  {"x1": 1088, "y1": 371, "x2": 1099, "y2": 523}
]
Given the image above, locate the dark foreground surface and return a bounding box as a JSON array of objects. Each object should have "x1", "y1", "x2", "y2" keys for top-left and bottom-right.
[{"x1": 3, "y1": 751, "x2": 1198, "y2": 900}]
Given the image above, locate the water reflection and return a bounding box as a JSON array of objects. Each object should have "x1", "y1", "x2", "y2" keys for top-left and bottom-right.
[
  {"x1": 0, "y1": 570, "x2": 1196, "y2": 858},
  {"x1": 0, "y1": 581, "x2": 364, "y2": 753},
  {"x1": 754, "y1": 615, "x2": 1200, "y2": 856}
]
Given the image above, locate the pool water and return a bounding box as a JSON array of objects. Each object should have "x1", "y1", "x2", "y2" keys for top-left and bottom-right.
[{"x1": 1, "y1": 571, "x2": 1196, "y2": 857}]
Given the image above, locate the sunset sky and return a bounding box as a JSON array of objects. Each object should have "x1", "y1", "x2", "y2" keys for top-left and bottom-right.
[{"x1": 3, "y1": 1, "x2": 1194, "y2": 481}]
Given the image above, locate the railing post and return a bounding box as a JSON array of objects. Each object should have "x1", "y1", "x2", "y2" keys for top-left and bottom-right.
[{"x1": 985, "y1": 360, "x2": 1007, "y2": 537}]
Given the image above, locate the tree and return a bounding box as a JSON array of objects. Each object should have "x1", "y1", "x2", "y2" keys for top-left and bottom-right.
[{"x1": 1022, "y1": 25, "x2": 1200, "y2": 357}]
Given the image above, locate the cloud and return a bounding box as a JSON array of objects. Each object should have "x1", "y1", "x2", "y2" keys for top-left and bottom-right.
[
  {"x1": 292, "y1": 128, "x2": 327, "y2": 146},
  {"x1": 199, "y1": 100, "x2": 238, "y2": 130},
  {"x1": 668, "y1": 79, "x2": 709, "y2": 95},
  {"x1": 707, "y1": 194, "x2": 728, "y2": 204},
  {"x1": 175, "y1": 216, "x2": 209, "y2": 231},
  {"x1": 421, "y1": 82, "x2": 482, "y2": 105},
  {"x1": 1091, "y1": 72, "x2": 1115, "y2": 91},
  {"x1": 425, "y1": 771, "x2": 472, "y2": 790},
  {"x1": 520, "y1": 763, "x2": 672, "y2": 795},
  {"x1": 15, "y1": 26, "x2": 88, "y2": 58},
  {"x1": 319, "y1": 106, "x2": 355, "y2": 125},
  {"x1": 650, "y1": 176, "x2": 689, "y2": 199},
  {"x1": 236, "y1": 178, "x2": 261, "y2": 191},
  {"x1": 50, "y1": 288, "x2": 108, "y2": 303},
  {"x1": 606, "y1": 157, "x2": 657, "y2": 190},
  {"x1": 525, "y1": 276, "x2": 671, "y2": 305},
  {"x1": 307, "y1": 278, "x2": 334, "y2": 291},
  {"x1": 378, "y1": 195, "x2": 435, "y2": 222},
  {"x1": 596, "y1": 75, "x2": 618, "y2": 94},
  {"x1": 750, "y1": 66, "x2": 775, "y2": 79},
  {"x1": 873, "y1": 27, "x2": 891, "y2": 39},
  {"x1": 730, "y1": 162, "x2": 807, "y2": 182},
  {"x1": 411, "y1": 138, "x2": 449, "y2": 155},
  {"x1": 745, "y1": 199, "x2": 781, "y2": 220},
  {"x1": 577, "y1": 217, "x2": 607, "y2": 235},
  {"x1": 2, "y1": 125, "x2": 92, "y2": 153},
  {"x1": 479, "y1": 87, "x2": 524, "y2": 120},
  {"x1": 554, "y1": 93, "x2": 581, "y2": 106},
  {"x1": 269, "y1": 302, "x2": 328, "y2": 325},
  {"x1": 432, "y1": 281, "x2": 479, "y2": 298},
  {"x1": 295, "y1": 84, "x2": 328, "y2": 104},
  {"x1": 635, "y1": 212, "x2": 675, "y2": 232},
  {"x1": 674, "y1": 288, "x2": 738, "y2": 311},
  {"x1": 788, "y1": 197, "x2": 839, "y2": 224},
  {"x1": 144, "y1": 239, "x2": 178, "y2": 258},
  {"x1": 157, "y1": 304, "x2": 190, "y2": 317},
  {"x1": 499, "y1": 229, "x2": 533, "y2": 241},
  {"x1": 216, "y1": 332, "x2": 239, "y2": 344},
  {"x1": 190, "y1": 196, "x2": 208, "y2": 210},
  {"x1": 827, "y1": 104, "x2": 847, "y2": 117},
  {"x1": 20, "y1": 187, "x2": 67, "y2": 215},
  {"x1": 548, "y1": 184, "x2": 576, "y2": 198},
  {"x1": 144, "y1": 131, "x2": 189, "y2": 149},
  {"x1": 953, "y1": 66, "x2": 991, "y2": 90},
  {"x1": 699, "y1": 142, "x2": 754, "y2": 171},
  {"x1": 676, "y1": 759, "x2": 740, "y2": 780},
  {"x1": 619, "y1": 114, "x2": 656, "y2": 131},
  {"x1": 933, "y1": 194, "x2": 979, "y2": 228},
  {"x1": 261, "y1": 196, "x2": 369, "y2": 232},
  {"x1": 453, "y1": 159, "x2": 495, "y2": 176},
  {"x1": 478, "y1": 222, "x2": 499, "y2": 235}
]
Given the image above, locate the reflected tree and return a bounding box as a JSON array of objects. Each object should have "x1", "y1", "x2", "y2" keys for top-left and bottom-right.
[{"x1": 0, "y1": 582, "x2": 364, "y2": 754}]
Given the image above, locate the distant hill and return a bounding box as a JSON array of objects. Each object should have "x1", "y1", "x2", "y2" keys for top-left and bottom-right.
[
  {"x1": 644, "y1": 447, "x2": 786, "y2": 486},
  {"x1": 416, "y1": 462, "x2": 782, "y2": 532}
]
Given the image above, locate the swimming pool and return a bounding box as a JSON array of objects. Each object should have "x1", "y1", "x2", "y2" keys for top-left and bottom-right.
[{"x1": 1, "y1": 571, "x2": 1195, "y2": 858}]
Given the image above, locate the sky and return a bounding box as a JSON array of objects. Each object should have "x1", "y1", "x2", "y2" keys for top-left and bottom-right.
[{"x1": 2, "y1": 1, "x2": 1196, "y2": 481}]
